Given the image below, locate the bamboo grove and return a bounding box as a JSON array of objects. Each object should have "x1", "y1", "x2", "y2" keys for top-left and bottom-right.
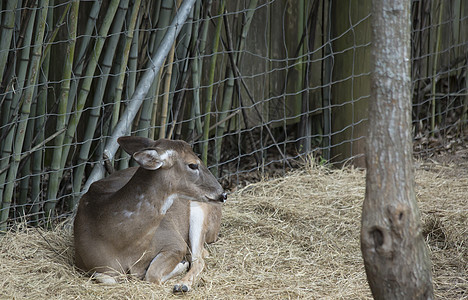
[
  {"x1": 0, "y1": 0, "x2": 251, "y2": 230},
  {"x1": 1, "y1": 1, "x2": 467, "y2": 231}
]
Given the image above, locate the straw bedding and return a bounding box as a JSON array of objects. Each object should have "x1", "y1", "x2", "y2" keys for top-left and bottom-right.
[{"x1": 0, "y1": 161, "x2": 466, "y2": 299}]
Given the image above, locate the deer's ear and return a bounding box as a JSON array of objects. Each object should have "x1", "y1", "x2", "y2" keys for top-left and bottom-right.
[
  {"x1": 118, "y1": 136, "x2": 155, "y2": 155},
  {"x1": 133, "y1": 149, "x2": 175, "y2": 170}
]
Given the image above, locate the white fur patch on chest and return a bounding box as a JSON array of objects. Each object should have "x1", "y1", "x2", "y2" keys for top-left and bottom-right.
[
  {"x1": 189, "y1": 202, "x2": 206, "y2": 256},
  {"x1": 160, "y1": 194, "x2": 177, "y2": 214}
]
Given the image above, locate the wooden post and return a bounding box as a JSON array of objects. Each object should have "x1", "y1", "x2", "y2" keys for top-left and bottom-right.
[{"x1": 360, "y1": 1, "x2": 434, "y2": 299}]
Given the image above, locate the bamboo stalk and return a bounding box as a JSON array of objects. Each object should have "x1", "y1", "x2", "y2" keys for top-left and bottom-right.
[
  {"x1": 31, "y1": 0, "x2": 54, "y2": 225},
  {"x1": 296, "y1": 0, "x2": 306, "y2": 152},
  {"x1": 148, "y1": 0, "x2": 164, "y2": 55},
  {"x1": 150, "y1": 58, "x2": 167, "y2": 139},
  {"x1": 299, "y1": 1, "x2": 320, "y2": 154},
  {"x1": 0, "y1": 5, "x2": 37, "y2": 223},
  {"x1": 55, "y1": 0, "x2": 119, "y2": 198},
  {"x1": 159, "y1": 0, "x2": 182, "y2": 139},
  {"x1": 163, "y1": 2, "x2": 195, "y2": 140},
  {"x1": 198, "y1": 0, "x2": 212, "y2": 58},
  {"x1": 126, "y1": 5, "x2": 141, "y2": 100},
  {"x1": 111, "y1": 0, "x2": 141, "y2": 133},
  {"x1": 18, "y1": 102, "x2": 36, "y2": 217},
  {"x1": 70, "y1": 0, "x2": 131, "y2": 208},
  {"x1": 0, "y1": 129, "x2": 65, "y2": 176},
  {"x1": 39, "y1": 1, "x2": 71, "y2": 67},
  {"x1": 322, "y1": 1, "x2": 332, "y2": 161},
  {"x1": 0, "y1": 0, "x2": 17, "y2": 85},
  {"x1": 66, "y1": 0, "x2": 102, "y2": 118},
  {"x1": 167, "y1": 58, "x2": 193, "y2": 139},
  {"x1": 462, "y1": 1, "x2": 468, "y2": 127},
  {"x1": 149, "y1": 68, "x2": 162, "y2": 139},
  {"x1": 214, "y1": 0, "x2": 258, "y2": 176},
  {"x1": 82, "y1": 0, "x2": 197, "y2": 194},
  {"x1": 172, "y1": 0, "x2": 195, "y2": 92},
  {"x1": 44, "y1": 0, "x2": 79, "y2": 218},
  {"x1": 431, "y1": 1, "x2": 443, "y2": 136},
  {"x1": 119, "y1": 3, "x2": 143, "y2": 170},
  {"x1": 116, "y1": 1, "x2": 143, "y2": 170},
  {"x1": 139, "y1": 0, "x2": 174, "y2": 138},
  {"x1": 219, "y1": 3, "x2": 290, "y2": 171},
  {"x1": 201, "y1": 0, "x2": 225, "y2": 164},
  {"x1": 1, "y1": 6, "x2": 37, "y2": 140},
  {"x1": 1, "y1": 6, "x2": 43, "y2": 141},
  {"x1": 159, "y1": 47, "x2": 176, "y2": 139},
  {"x1": 188, "y1": 0, "x2": 204, "y2": 138},
  {"x1": 0, "y1": 0, "x2": 49, "y2": 232}
]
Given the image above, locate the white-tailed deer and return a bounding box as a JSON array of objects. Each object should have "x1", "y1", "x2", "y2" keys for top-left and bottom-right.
[{"x1": 74, "y1": 137, "x2": 227, "y2": 293}]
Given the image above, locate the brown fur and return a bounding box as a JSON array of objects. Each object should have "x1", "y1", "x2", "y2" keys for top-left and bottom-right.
[{"x1": 74, "y1": 137, "x2": 226, "y2": 292}]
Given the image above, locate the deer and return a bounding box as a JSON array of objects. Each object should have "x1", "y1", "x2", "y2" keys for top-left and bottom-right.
[{"x1": 73, "y1": 136, "x2": 227, "y2": 293}]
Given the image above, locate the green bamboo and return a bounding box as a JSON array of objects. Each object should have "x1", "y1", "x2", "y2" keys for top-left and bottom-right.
[
  {"x1": 31, "y1": 51, "x2": 50, "y2": 225},
  {"x1": 1, "y1": 6, "x2": 36, "y2": 141},
  {"x1": 110, "y1": 0, "x2": 142, "y2": 132},
  {"x1": 0, "y1": 5, "x2": 13, "y2": 137},
  {"x1": 39, "y1": 2, "x2": 71, "y2": 67},
  {"x1": 322, "y1": 1, "x2": 332, "y2": 161},
  {"x1": 0, "y1": 0, "x2": 17, "y2": 85},
  {"x1": 431, "y1": 1, "x2": 443, "y2": 136},
  {"x1": 198, "y1": 0, "x2": 212, "y2": 58},
  {"x1": 20, "y1": 0, "x2": 59, "y2": 219},
  {"x1": 159, "y1": 44, "x2": 176, "y2": 138},
  {"x1": 201, "y1": 0, "x2": 225, "y2": 164},
  {"x1": 44, "y1": 0, "x2": 79, "y2": 217},
  {"x1": 174, "y1": 1, "x2": 194, "y2": 78},
  {"x1": 0, "y1": 83, "x2": 14, "y2": 140},
  {"x1": 82, "y1": 0, "x2": 198, "y2": 190},
  {"x1": 66, "y1": 0, "x2": 102, "y2": 117},
  {"x1": 187, "y1": 0, "x2": 200, "y2": 138},
  {"x1": 169, "y1": 0, "x2": 195, "y2": 119},
  {"x1": 149, "y1": 63, "x2": 164, "y2": 139},
  {"x1": 162, "y1": 16, "x2": 191, "y2": 139},
  {"x1": 1, "y1": 3, "x2": 24, "y2": 140},
  {"x1": 214, "y1": 0, "x2": 258, "y2": 176},
  {"x1": 55, "y1": 0, "x2": 119, "y2": 198},
  {"x1": 0, "y1": 0, "x2": 49, "y2": 232},
  {"x1": 138, "y1": 0, "x2": 174, "y2": 138},
  {"x1": 462, "y1": 1, "x2": 468, "y2": 127},
  {"x1": 295, "y1": 0, "x2": 305, "y2": 125},
  {"x1": 157, "y1": 0, "x2": 183, "y2": 139},
  {"x1": 0, "y1": 6, "x2": 37, "y2": 224},
  {"x1": 70, "y1": 0, "x2": 130, "y2": 207},
  {"x1": 18, "y1": 101, "x2": 36, "y2": 218},
  {"x1": 148, "y1": 0, "x2": 162, "y2": 55},
  {"x1": 189, "y1": 0, "x2": 204, "y2": 138},
  {"x1": 126, "y1": 11, "x2": 139, "y2": 100},
  {"x1": 30, "y1": 0, "x2": 53, "y2": 225},
  {"x1": 119, "y1": 8, "x2": 142, "y2": 170}
]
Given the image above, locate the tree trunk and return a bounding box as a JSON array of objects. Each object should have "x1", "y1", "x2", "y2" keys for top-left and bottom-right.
[{"x1": 360, "y1": 1, "x2": 434, "y2": 299}]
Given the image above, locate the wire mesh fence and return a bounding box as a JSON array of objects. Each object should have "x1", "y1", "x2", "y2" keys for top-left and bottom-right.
[{"x1": 0, "y1": 0, "x2": 467, "y2": 229}]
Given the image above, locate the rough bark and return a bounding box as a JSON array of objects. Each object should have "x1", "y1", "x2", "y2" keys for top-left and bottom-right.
[{"x1": 360, "y1": 1, "x2": 434, "y2": 299}]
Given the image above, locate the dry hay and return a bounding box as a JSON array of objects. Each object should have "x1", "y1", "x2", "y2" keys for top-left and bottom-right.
[{"x1": 0, "y1": 161, "x2": 466, "y2": 299}]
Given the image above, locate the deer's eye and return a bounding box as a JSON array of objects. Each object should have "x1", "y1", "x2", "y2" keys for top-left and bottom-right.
[{"x1": 188, "y1": 163, "x2": 199, "y2": 170}]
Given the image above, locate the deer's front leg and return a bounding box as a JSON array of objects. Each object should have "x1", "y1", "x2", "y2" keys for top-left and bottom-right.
[{"x1": 173, "y1": 202, "x2": 208, "y2": 293}]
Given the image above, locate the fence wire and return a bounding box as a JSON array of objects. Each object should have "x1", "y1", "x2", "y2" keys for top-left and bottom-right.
[{"x1": 0, "y1": 0, "x2": 467, "y2": 229}]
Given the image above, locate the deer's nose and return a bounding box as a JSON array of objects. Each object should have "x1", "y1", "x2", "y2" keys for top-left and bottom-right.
[{"x1": 219, "y1": 192, "x2": 228, "y2": 202}]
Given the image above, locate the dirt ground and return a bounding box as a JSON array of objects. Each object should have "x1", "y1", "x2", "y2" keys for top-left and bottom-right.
[{"x1": 0, "y1": 156, "x2": 466, "y2": 299}]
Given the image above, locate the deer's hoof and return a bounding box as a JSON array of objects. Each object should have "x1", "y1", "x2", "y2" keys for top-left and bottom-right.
[{"x1": 173, "y1": 284, "x2": 189, "y2": 293}]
